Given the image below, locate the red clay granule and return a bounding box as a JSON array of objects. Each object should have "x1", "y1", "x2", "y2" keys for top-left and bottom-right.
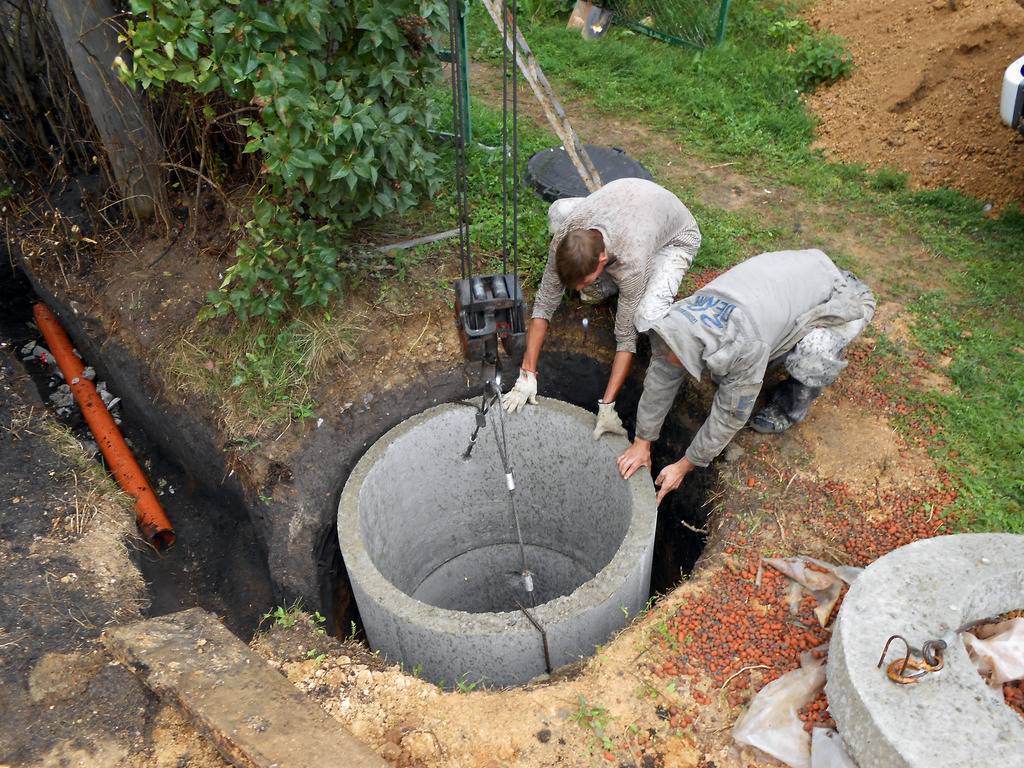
[
  {"x1": 799, "y1": 690, "x2": 836, "y2": 731},
  {"x1": 650, "y1": 547, "x2": 833, "y2": 689}
]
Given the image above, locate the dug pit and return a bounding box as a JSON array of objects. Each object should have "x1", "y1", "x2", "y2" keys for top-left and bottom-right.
[{"x1": 338, "y1": 397, "x2": 657, "y2": 687}]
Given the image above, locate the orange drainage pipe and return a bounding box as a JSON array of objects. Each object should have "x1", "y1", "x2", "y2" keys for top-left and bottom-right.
[{"x1": 33, "y1": 302, "x2": 175, "y2": 550}]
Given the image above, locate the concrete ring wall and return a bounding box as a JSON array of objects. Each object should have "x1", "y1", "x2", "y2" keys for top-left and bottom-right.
[
  {"x1": 338, "y1": 398, "x2": 658, "y2": 687},
  {"x1": 827, "y1": 533, "x2": 1024, "y2": 767}
]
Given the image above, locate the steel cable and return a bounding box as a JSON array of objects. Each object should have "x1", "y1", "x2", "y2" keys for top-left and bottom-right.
[
  {"x1": 447, "y1": 0, "x2": 472, "y2": 280},
  {"x1": 510, "y1": 0, "x2": 521, "y2": 325}
]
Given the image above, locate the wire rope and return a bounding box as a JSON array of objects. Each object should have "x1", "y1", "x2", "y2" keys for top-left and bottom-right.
[
  {"x1": 501, "y1": 0, "x2": 509, "y2": 275},
  {"x1": 447, "y1": 0, "x2": 472, "y2": 280}
]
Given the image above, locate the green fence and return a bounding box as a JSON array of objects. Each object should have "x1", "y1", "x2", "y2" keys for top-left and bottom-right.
[{"x1": 605, "y1": 0, "x2": 732, "y2": 50}]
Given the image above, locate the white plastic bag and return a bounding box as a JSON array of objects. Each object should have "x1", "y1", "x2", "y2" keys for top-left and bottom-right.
[
  {"x1": 764, "y1": 557, "x2": 863, "y2": 627},
  {"x1": 963, "y1": 617, "x2": 1024, "y2": 686},
  {"x1": 733, "y1": 655, "x2": 827, "y2": 768},
  {"x1": 810, "y1": 727, "x2": 858, "y2": 767}
]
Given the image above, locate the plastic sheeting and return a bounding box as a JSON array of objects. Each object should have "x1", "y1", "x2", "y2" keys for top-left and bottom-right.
[
  {"x1": 733, "y1": 654, "x2": 827, "y2": 768},
  {"x1": 810, "y1": 727, "x2": 858, "y2": 768},
  {"x1": 964, "y1": 617, "x2": 1024, "y2": 686},
  {"x1": 732, "y1": 557, "x2": 866, "y2": 766},
  {"x1": 764, "y1": 557, "x2": 863, "y2": 627}
]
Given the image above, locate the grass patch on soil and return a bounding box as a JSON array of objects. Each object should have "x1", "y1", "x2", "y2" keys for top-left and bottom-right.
[
  {"x1": 431, "y1": 93, "x2": 553, "y2": 285},
  {"x1": 167, "y1": 311, "x2": 360, "y2": 436},
  {"x1": 36, "y1": 411, "x2": 139, "y2": 540},
  {"x1": 467, "y1": 0, "x2": 828, "y2": 174},
  {"x1": 894, "y1": 199, "x2": 1024, "y2": 531},
  {"x1": 19, "y1": 407, "x2": 148, "y2": 614}
]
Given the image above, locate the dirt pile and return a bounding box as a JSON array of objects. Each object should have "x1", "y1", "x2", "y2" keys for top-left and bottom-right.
[{"x1": 808, "y1": 0, "x2": 1024, "y2": 205}]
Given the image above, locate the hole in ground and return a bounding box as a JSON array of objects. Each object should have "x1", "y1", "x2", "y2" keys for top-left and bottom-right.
[
  {"x1": 538, "y1": 349, "x2": 715, "y2": 597},
  {"x1": 323, "y1": 343, "x2": 714, "y2": 644}
]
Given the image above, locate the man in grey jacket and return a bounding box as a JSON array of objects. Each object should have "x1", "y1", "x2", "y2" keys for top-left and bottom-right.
[
  {"x1": 617, "y1": 249, "x2": 875, "y2": 502},
  {"x1": 502, "y1": 178, "x2": 702, "y2": 439}
]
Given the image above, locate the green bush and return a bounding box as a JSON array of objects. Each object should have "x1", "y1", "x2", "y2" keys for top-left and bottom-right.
[
  {"x1": 120, "y1": 0, "x2": 448, "y2": 321},
  {"x1": 793, "y1": 32, "x2": 853, "y2": 90}
]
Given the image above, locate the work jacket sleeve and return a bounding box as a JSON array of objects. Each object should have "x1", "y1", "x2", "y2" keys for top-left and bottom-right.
[
  {"x1": 684, "y1": 342, "x2": 768, "y2": 467},
  {"x1": 612, "y1": 275, "x2": 644, "y2": 353},
  {"x1": 635, "y1": 355, "x2": 686, "y2": 441},
  {"x1": 530, "y1": 245, "x2": 564, "y2": 321}
]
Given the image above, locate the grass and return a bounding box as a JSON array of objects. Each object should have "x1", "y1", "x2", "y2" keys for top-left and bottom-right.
[
  {"x1": 3, "y1": 406, "x2": 149, "y2": 618},
  {"x1": 841, "y1": 187, "x2": 1024, "y2": 531},
  {"x1": 35, "y1": 410, "x2": 140, "y2": 540},
  {"x1": 455, "y1": 673, "x2": 481, "y2": 693},
  {"x1": 260, "y1": 600, "x2": 328, "y2": 633},
  {"x1": 431, "y1": 92, "x2": 554, "y2": 285},
  {"x1": 570, "y1": 695, "x2": 617, "y2": 753},
  {"x1": 167, "y1": 307, "x2": 361, "y2": 438},
  {"x1": 468, "y1": 0, "x2": 826, "y2": 172}
]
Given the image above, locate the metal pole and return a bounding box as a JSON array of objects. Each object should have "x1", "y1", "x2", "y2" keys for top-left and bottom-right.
[
  {"x1": 616, "y1": 19, "x2": 703, "y2": 51},
  {"x1": 715, "y1": 0, "x2": 732, "y2": 46}
]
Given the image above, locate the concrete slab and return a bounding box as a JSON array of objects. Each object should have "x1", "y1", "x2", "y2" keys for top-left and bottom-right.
[
  {"x1": 104, "y1": 608, "x2": 386, "y2": 768},
  {"x1": 827, "y1": 534, "x2": 1024, "y2": 768}
]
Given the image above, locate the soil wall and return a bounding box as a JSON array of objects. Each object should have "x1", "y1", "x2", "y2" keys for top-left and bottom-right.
[{"x1": 23, "y1": 265, "x2": 713, "y2": 632}]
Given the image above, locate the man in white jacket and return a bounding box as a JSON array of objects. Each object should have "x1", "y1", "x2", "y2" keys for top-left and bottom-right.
[
  {"x1": 501, "y1": 178, "x2": 702, "y2": 438},
  {"x1": 617, "y1": 249, "x2": 875, "y2": 502}
]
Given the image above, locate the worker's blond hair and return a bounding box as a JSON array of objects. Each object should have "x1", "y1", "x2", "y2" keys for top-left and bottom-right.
[{"x1": 555, "y1": 228, "x2": 604, "y2": 288}]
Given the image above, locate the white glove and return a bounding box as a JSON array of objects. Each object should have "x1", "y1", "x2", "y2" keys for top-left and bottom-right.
[
  {"x1": 594, "y1": 400, "x2": 627, "y2": 439},
  {"x1": 502, "y1": 369, "x2": 538, "y2": 413}
]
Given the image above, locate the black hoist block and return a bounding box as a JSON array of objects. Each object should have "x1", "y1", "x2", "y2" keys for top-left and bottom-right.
[{"x1": 454, "y1": 274, "x2": 527, "y2": 363}]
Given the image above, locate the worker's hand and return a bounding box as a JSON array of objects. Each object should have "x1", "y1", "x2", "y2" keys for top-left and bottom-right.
[
  {"x1": 502, "y1": 368, "x2": 538, "y2": 413},
  {"x1": 617, "y1": 439, "x2": 652, "y2": 480},
  {"x1": 655, "y1": 457, "x2": 695, "y2": 504},
  {"x1": 594, "y1": 400, "x2": 628, "y2": 440}
]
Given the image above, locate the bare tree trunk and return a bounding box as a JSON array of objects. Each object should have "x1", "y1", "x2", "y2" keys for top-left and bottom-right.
[{"x1": 46, "y1": 0, "x2": 167, "y2": 224}]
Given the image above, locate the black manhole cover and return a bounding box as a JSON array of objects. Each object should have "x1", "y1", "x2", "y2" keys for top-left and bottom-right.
[{"x1": 526, "y1": 144, "x2": 653, "y2": 201}]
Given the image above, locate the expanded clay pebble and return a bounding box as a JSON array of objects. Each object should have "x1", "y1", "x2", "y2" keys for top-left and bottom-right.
[
  {"x1": 648, "y1": 475, "x2": 957, "y2": 730},
  {"x1": 799, "y1": 690, "x2": 836, "y2": 731},
  {"x1": 650, "y1": 553, "x2": 833, "y2": 693},
  {"x1": 1004, "y1": 680, "x2": 1024, "y2": 717},
  {"x1": 819, "y1": 476, "x2": 953, "y2": 565}
]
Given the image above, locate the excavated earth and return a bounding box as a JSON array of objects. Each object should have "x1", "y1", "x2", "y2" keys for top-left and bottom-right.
[
  {"x1": 0, "y1": 348, "x2": 226, "y2": 768},
  {"x1": 808, "y1": 0, "x2": 1024, "y2": 204}
]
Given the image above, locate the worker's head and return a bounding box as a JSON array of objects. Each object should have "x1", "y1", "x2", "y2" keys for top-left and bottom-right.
[{"x1": 556, "y1": 228, "x2": 607, "y2": 290}]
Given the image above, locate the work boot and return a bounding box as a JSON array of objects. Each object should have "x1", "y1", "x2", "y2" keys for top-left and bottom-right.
[
  {"x1": 749, "y1": 402, "x2": 792, "y2": 434},
  {"x1": 750, "y1": 378, "x2": 822, "y2": 434}
]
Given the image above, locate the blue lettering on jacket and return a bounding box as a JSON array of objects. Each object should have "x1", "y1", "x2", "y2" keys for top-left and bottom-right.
[{"x1": 677, "y1": 294, "x2": 736, "y2": 329}]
